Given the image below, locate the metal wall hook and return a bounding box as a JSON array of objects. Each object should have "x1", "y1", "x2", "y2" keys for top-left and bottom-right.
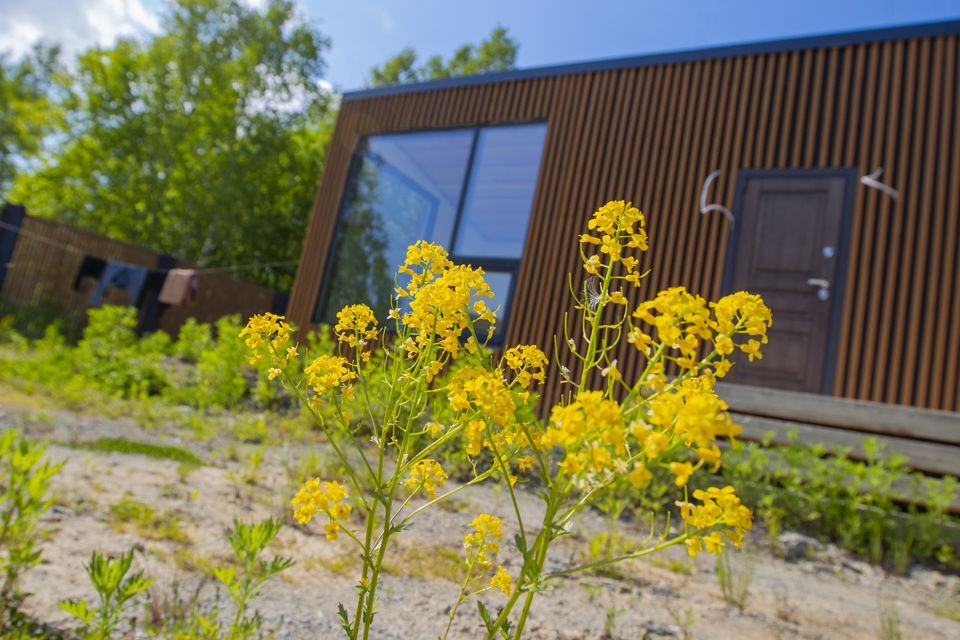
[
  {"x1": 860, "y1": 167, "x2": 900, "y2": 201},
  {"x1": 700, "y1": 170, "x2": 735, "y2": 227}
]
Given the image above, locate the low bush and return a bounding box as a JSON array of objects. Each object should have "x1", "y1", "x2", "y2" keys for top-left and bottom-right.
[
  {"x1": 721, "y1": 433, "x2": 959, "y2": 570},
  {"x1": 0, "y1": 430, "x2": 62, "y2": 629}
]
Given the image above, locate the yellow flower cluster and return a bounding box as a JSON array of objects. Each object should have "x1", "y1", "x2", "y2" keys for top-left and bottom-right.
[
  {"x1": 579, "y1": 201, "x2": 648, "y2": 284},
  {"x1": 678, "y1": 486, "x2": 754, "y2": 557},
  {"x1": 630, "y1": 286, "x2": 773, "y2": 375},
  {"x1": 404, "y1": 459, "x2": 448, "y2": 498},
  {"x1": 448, "y1": 366, "x2": 516, "y2": 429},
  {"x1": 463, "y1": 514, "x2": 503, "y2": 570},
  {"x1": 711, "y1": 291, "x2": 773, "y2": 365},
  {"x1": 291, "y1": 479, "x2": 352, "y2": 540},
  {"x1": 396, "y1": 240, "x2": 454, "y2": 297},
  {"x1": 541, "y1": 391, "x2": 626, "y2": 476},
  {"x1": 304, "y1": 354, "x2": 356, "y2": 405},
  {"x1": 490, "y1": 565, "x2": 512, "y2": 595},
  {"x1": 334, "y1": 303, "x2": 378, "y2": 352},
  {"x1": 398, "y1": 244, "x2": 495, "y2": 357},
  {"x1": 645, "y1": 376, "x2": 738, "y2": 470},
  {"x1": 632, "y1": 287, "x2": 711, "y2": 370},
  {"x1": 503, "y1": 344, "x2": 548, "y2": 389},
  {"x1": 239, "y1": 312, "x2": 296, "y2": 379}
]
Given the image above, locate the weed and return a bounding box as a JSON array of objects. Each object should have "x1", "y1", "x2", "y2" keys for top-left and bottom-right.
[
  {"x1": 667, "y1": 606, "x2": 695, "y2": 640},
  {"x1": 209, "y1": 517, "x2": 294, "y2": 639},
  {"x1": 59, "y1": 550, "x2": 153, "y2": 640},
  {"x1": 601, "y1": 605, "x2": 624, "y2": 639},
  {"x1": 143, "y1": 579, "x2": 208, "y2": 635},
  {"x1": 107, "y1": 496, "x2": 189, "y2": 543},
  {"x1": 716, "y1": 550, "x2": 755, "y2": 612},
  {"x1": 878, "y1": 596, "x2": 902, "y2": 640},
  {"x1": 0, "y1": 430, "x2": 63, "y2": 625}
]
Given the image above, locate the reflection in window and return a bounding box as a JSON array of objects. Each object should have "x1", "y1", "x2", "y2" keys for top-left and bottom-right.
[
  {"x1": 455, "y1": 124, "x2": 547, "y2": 259},
  {"x1": 315, "y1": 130, "x2": 473, "y2": 323},
  {"x1": 315, "y1": 122, "x2": 547, "y2": 344}
]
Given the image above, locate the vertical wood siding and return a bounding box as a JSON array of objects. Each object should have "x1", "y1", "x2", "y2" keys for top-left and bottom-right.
[{"x1": 288, "y1": 32, "x2": 960, "y2": 412}]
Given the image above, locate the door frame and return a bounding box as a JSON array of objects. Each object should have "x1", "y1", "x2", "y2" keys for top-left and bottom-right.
[{"x1": 720, "y1": 167, "x2": 858, "y2": 395}]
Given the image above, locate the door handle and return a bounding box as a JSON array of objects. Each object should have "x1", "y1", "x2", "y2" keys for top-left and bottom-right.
[{"x1": 806, "y1": 278, "x2": 830, "y2": 300}]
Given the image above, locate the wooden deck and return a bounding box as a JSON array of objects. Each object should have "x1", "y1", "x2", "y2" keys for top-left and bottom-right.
[{"x1": 715, "y1": 383, "x2": 960, "y2": 477}]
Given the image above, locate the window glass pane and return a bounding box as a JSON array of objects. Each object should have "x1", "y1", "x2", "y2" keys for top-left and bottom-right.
[
  {"x1": 454, "y1": 123, "x2": 547, "y2": 259},
  {"x1": 315, "y1": 129, "x2": 474, "y2": 323}
]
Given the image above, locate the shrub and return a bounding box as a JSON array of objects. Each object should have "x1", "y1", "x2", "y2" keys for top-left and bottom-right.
[
  {"x1": 0, "y1": 431, "x2": 63, "y2": 625},
  {"x1": 245, "y1": 200, "x2": 773, "y2": 639},
  {"x1": 721, "y1": 434, "x2": 959, "y2": 570},
  {"x1": 75, "y1": 306, "x2": 169, "y2": 397}
]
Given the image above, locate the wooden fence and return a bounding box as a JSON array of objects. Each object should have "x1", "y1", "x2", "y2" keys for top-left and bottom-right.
[{"x1": 0, "y1": 204, "x2": 285, "y2": 335}]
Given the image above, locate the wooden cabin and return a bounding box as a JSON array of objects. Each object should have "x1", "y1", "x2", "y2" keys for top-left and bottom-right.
[{"x1": 287, "y1": 20, "x2": 960, "y2": 475}]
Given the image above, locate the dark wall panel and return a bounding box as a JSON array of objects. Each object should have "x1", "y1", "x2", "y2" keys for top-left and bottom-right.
[{"x1": 288, "y1": 31, "x2": 960, "y2": 413}]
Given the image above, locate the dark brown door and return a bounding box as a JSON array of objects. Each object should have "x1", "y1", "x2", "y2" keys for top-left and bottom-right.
[{"x1": 725, "y1": 171, "x2": 851, "y2": 393}]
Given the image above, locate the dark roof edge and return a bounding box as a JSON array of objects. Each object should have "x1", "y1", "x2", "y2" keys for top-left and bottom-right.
[{"x1": 343, "y1": 18, "x2": 960, "y2": 102}]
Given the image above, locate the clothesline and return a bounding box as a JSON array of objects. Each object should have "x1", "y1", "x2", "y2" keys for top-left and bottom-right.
[{"x1": 0, "y1": 218, "x2": 298, "y2": 276}]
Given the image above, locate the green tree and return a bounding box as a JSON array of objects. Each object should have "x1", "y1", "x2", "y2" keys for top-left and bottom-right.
[
  {"x1": 0, "y1": 44, "x2": 62, "y2": 196},
  {"x1": 10, "y1": 0, "x2": 332, "y2": 289},
  {"x1": 368, "y1": 26, "x2": 518, "y2": 87}
]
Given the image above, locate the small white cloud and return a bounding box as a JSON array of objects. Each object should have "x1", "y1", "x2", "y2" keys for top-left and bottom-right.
[
  {"x1": 373, "y1": 6, "x2": 396, "y2": 33},
  {"x1": 317, "y1": 78, "x2": 334, "y2": 94}
]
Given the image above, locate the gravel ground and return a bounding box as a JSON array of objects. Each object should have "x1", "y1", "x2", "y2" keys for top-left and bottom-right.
[{"x1": 1, "y1": 389, "x2": 958, "y2": 640}]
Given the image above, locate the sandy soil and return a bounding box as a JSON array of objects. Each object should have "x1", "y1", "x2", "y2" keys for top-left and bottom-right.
[{"x1": 1, "y1": 393, "x2": 958, "y2": 640}]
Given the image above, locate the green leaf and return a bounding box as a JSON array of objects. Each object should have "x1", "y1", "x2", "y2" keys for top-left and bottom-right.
[{"x1": 59, "y1": 598, "x2": 95, "y2": 625}]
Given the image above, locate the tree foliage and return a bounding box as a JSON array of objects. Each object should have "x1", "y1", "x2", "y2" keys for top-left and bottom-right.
[
  {"x1": 0, "y1": 45, "x2": 62, "y2": 195},
  {"x1": 2, "y1": 6, "x2": 522, "y2": 291},
  {"x1": 368, "y1": 26, "x2": 518, "y2": 87},
  {"x1": 9, "y1": 0, "x2": 333, "y2": 289}
]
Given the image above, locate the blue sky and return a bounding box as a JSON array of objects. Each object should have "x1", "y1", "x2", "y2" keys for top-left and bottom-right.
[
  {"x1": 1, "y1": 0, "x2": 958, "y2": 91},
  {"x1": 305, "y1": 0, "x2": 960, "y2": 90}
]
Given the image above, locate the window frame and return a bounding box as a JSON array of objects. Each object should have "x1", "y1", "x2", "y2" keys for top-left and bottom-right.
[{"x1": 312, "y1": 120, "x2": 548, "y2": 346}]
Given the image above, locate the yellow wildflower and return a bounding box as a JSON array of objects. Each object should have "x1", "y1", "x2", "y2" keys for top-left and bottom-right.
[
  {"x1": 703, "y1": 531, "x2": 724, "y2": 555},
  {"x1": 404, "y1": 459, "x2": 448, "y2": 498},
  {"x1": 628, "y1": 463, "x2": 653, "y2": 489},
  {"x1": 334, "y1": 304, "x2": 378, "y2": 349},
  {"x1": 304, "y1": 355, "x2": 356, "y2": 402},
  {"x1": 491, "y1": 565, "x2": 512, "y2": 595},
  {"x1": 464, "y1": 514, "x2": 503, "y2": 570},
  {"x1": 504, "y1": 344, "x2": 548, "y2": 387},
  {"x1": 240, "y1": 313, "x2": 294, "y2": 369},
  {"x1": 669, "y1": 461, "x2": 694, "y2": 486},
  {"x1": 290, "y1": 479, "x2": 352, "y2": 540}
]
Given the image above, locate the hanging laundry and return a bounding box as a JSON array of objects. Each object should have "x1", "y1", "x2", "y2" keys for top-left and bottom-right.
[
  {"x1": 72, "y1": 255, "x2": 107, "y2": 291},
  {"x1": 157, "y1": 268, "x2": 197, "y2": 305},
  {"x1": 89, "y1": 261, "x2": 149, "y2": 307}
]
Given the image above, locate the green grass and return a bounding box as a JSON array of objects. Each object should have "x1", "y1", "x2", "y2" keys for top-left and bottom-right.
[
  {"x1": 70, "y1": 437, "x2": 204, "y2": 467},
  {"x1": 107, "y1": 496, "x2": 189, "y2": 543}
]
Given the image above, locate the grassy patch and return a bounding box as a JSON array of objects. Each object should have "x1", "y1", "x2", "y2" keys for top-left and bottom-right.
[
  {"x1": 300, "y1": 552, "x2": 361, "y2": 576},
  {"x1": 651, "y1": 557, "x2": 694, "y2": 575},
  {"x1": 107, "y1": 496, "x2": 190, "y2": 543},
  {"x1": 70, "y1": 437, "x2": 204, "y2": 467},
  {"x1": 383, "y1": 543, "x2": 461, "y2": 582}
]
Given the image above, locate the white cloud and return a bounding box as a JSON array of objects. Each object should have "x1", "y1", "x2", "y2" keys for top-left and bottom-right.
[
  {"x1": 0, "y1": 0, "x2": 159, "y2": 60},
  {"x1": 373, "y1": 6, "x2": 395, "y2": 33}
]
